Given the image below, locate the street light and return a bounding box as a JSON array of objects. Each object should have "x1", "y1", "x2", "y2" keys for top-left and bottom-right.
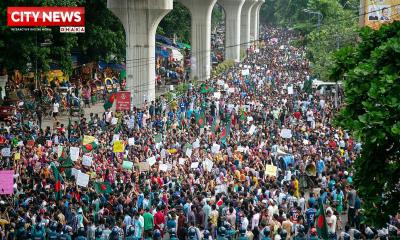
[{"x1": 303, "y1": 9, "x2": 323, "y2": 32}]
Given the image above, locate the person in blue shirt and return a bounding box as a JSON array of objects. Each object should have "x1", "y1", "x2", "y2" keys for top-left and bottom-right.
[
  {"x1": 305, "y1": 202, "x2": 317, "y2": 229},
  {"x1": 317, "y1": 159, "x2": 325, "y2": 176}
]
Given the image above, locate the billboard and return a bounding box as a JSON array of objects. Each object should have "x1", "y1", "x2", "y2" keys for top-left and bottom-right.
[
  {"x1": 363, "y1": 0, "x2": 400, "y2": 29},
  {"x1": 116, "y1": 91, "x2": 131, "y2": 111}
]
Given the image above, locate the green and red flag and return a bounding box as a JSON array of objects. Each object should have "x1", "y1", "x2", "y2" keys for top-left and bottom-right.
[
  {"x1": 82, "y1": 141, "x2": 98, "y2": 153},
  {"x1": 196, "y1": 112, "x2": 206, "y2": 128},
  {"x1": 103, "y1": 94, "x2": 115, "y2": 110},
  {"x1": 240, "y1": 110, "x2": 247, "y2": 121},
  {"x1": 50, "y1": 162, "x2": 63, "y2": 201},
  {"x1": 94, "y1": 181, "x2": 112, "y2": 194},
  {"x1": 315, "y1": 200, "x2": 329, "y2": 239},
  {"x1": 211, "y1": 118, "x2": 219, "y2": 133},
  {"x1": 200, "y1": 83, "x2": 215, "y2": 94}
]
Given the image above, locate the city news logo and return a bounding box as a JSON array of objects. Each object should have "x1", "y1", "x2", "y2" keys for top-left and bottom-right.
[{"x1": 7, "y1": 7, "x2": 85, "y2": 33}]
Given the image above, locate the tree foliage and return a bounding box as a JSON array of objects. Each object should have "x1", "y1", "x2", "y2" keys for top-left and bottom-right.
[
  {"x1": 331, "y1": 21, "x2": 400, "y2": 227},
  {"x1": 157, "y1": 2, "x2": 191, "y2": 44}
]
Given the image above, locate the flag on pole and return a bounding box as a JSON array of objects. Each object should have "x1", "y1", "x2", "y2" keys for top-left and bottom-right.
[
  {"x1": 50, "y1": 162, "x2": 63, "y2": 201},
  {"x1": 315, "y1": 199, "x2": 329, "y2": 239},
  {"x1": 103, "y1": 94, "x2": 115, "y2": 110},
  {"x1": 94, "y1": 181, "x2": 112, "y2": 194},
  {"x1": 196, "y1": 112, "x2": 206, "y2": 128}
]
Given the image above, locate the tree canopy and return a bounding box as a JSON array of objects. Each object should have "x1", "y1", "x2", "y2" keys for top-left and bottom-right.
[{"x1": 331, "y1": 21, "x2": 400, "y2": 227}]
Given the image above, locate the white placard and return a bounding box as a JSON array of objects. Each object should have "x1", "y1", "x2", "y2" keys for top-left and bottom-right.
[
  {"x1": 203, "y1": 159, "x2": 214, "y2": 172},
  {"x1": 161, "y1": 149, "x2": 167, "y2": 159},
  {"x1": 237, "y1": 146, "x2": 246, "y2": 153},
  {"x1": 280, "y1": 129, "x2": 292, "y2": 138},
  {"x1": 76, "y1": 172, "x2": 89, "y2": 187},
  {"x1": 1, "y1": 148, "x2": 10, "y2": 157},
  {"x1": 190, "y1": 162, "x2": 199, "y2": 169},
  {"x1": 248, "y1": 125, "x2": 257, "y2": 135},
  {"x1": 186, "y1": 148, "x2": 192, "y2": 158},
  {"x1": 70, "y1": 147, "x2": 80, "y2": 162},
  {"x1": 211, "y1": 143, "x2": 220, "y2": 154},
  {"x1": 113, "y1": 134, "x2": 120, "y2": 142},
  {"x1": 192, "y1": 139, "x2": 200, "y2": 149},
  {"x1": 128, "y1": 138, "x2": 135, "y2": 146},
  {"x1": 288, "y1": 85, "x2": 294, "y2": 95},
  {"x1": 179, "y1": 158, "x2": 186, "y2": 165},
  {"x1": 228, "y1": 88, "x2": 235, "y2": 93},
  {"x1": 303, "y1": 139, "x2": 309, "y2": 145},
  {"x1": 159, "y1": 164, "x2": 168, "y2": 172},
  {"x1": 82, "y1": 155, "x2": 92, "y2": 167},
  {"x1": 71, "y1": 168, "x2": 80, "y2": 177},
  {"x1": 247, "y1": 116, "x2": 254, "y2": 122},
  {"x1": 213, "y1": 92, "x2": 221, "y2": 99},
  {"x1": 111, "y1": 117, "x2": 118, "y2": 125},
  {"x1": 146, "y1": 156, "x2": 156, "y2": 166},
  {"x1": 217, "y1": 80, "x2": 225, "y2": 86},
  {"x1": 242, "y1": 69, "x2": 249, "y2": 76}
]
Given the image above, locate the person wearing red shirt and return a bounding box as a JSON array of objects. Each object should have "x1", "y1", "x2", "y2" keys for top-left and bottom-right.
[{"x1": 154, "y1": 205, "x2": 166, "y2": 235}]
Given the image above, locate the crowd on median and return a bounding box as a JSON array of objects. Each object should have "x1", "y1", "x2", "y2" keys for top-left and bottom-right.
[{"x1": 0, "y1": 26, "x2": 398, "y2": 240}]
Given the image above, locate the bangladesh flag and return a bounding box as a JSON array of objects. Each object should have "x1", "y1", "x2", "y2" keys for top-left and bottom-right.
[
  {"x1": 240, "y1": 110, "x2": 247, "y2": 121},
  {"x1": 103, "y1": 94, "x2": 115, "y2": 110},
  {"x1": 211, "y1": 119, "x2": 219, "y2": 133},
  {"x1": 315, "y1": 200, "x2": 329, "y2": 239},
  {"x1": 196, "y1": 112, "x2": 206, "y2": 128},
  {"x1": 200, "y1": 83, "x2": 214, "y2": 94},
  {"x1": 50, "y1": 162, "x2": 63, "y2": 201},
  {"x1": 82, "y1": 141, "x2": 98, "y2": 153},
  {"x1": 94, "y1": 182, "x2": 112, "y2": 194}
]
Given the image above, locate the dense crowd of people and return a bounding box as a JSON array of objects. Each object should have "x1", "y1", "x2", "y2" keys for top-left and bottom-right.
[{"x1": 0, "y1": 26, "x2": 399, "y2": 240}]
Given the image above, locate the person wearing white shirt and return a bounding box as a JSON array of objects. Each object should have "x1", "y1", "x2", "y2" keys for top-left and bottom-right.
[
  {"x1": 53, "y1": 101, "x2": 60, "y2": 120},
  {"x1": 326, "y1": 208, "x2": 337, "y2": 239},
  {"x1": 251, "y1": 212, "x2": 260, "y2": 230},
  {"x1": 241, "y1": 215, "x2": 249, "y2": 230}
]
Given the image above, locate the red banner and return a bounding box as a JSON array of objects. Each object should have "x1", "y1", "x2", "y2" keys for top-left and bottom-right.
[
  {"x1": 116, "y1": 91, "x2": 131, "y2": 111},
  {"x1": 7, "y1": 7, "x2": 85, "y2": 27}
]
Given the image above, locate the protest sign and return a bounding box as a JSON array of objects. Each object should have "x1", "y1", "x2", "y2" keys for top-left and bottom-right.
[
  {"x1": 122, "y1": 161, "x2": 133, "y2": 170},
  {"x1": 113, "y1": 140, "x2": 124, "y2": 153},
  {"x1": 211, "y1": 144, "x2": 220, "y2": 154},
  {"x1": 146, "y1": 156, "x2": 156, "y2": 166},
  {"x1": 179, "y1": 158, "x2": 186, "y2": 165},
  {"x1": 159, "y1": 164, "x2": 168, "y2": 172},
  {"x1": 83, "y1": 135, "x2": 95, "y2": 145},
  {"x1": 280, "y1": 129, "x2": 292, "y2": 138},
  {"x1": 137, "y1": 162, "x2": 150, "y2": 172},
  {"x1": 128, "y1": 138, "x2": 135, "y2": 146},
  {"x1": 76, "y1": 172, "x2": 89, "y2": 187},
  {"x1": 70, "y1": 147, "x2": 80, "y2": 161},
  {"x1": 0, "y1": 170, "x2": 14, "y2": 195},
  {"x1": 265, "y1": 165, "x2": 278, "y2": 177},
  {"x1": 1, "y1": 148, "x2": 10, "y2": 157},
  {"x1": 190, "y1": 162, "x2": 199, "y2": 169},
  {"x1": 82, "y1": 155, "x2": 92, "y2": 167}
]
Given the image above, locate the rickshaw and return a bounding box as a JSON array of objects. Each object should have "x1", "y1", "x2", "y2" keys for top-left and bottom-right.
[
  {"x1": 70, "y1": 96, "x2": 84, "y2": 117},
  {"x1": 94, "y1": 80, "x2": 105, "y2": 102},
  {"x1": 105, "y1": 78, "x2": 113, "y2": 93},
  {"x1": 112, "y1": 77, "x2": 120, "y2": 92}
]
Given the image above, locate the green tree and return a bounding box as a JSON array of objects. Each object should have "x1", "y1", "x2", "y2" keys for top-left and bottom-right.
[
  {"x1": 157, "y1": 2, "x2": 191, "y2": 44},
  {"x1": 77, "y1": 0, "x2": 125, "y2": 63},
  {"x1": 305, "y1": 0, "x2": 358, "y2": 80},
  {"x1": 331, "y1": 22, "x2": 400, "y2": 227}
]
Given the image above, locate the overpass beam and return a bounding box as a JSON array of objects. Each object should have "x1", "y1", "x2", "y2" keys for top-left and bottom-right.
[
  {"x1": 218, "y1": 0, "x2": 245, "y2": 62},
  {"x1": 240, "y1": 0, "x2": 257, "y2": 52},
  {"x1": 250, "y1": 0, "x2": 264, "y2": 47},
  {"x1": 108, "y1": 0, "x2": 172, "y2": 107},
  {"x1": 177, "y1": 0, "x2": 217, "y2": 81}
]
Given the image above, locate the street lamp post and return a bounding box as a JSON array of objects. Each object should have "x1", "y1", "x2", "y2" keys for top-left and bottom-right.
[{"x1": 303, "y1": 9, "x2": 323, "y2": 33}]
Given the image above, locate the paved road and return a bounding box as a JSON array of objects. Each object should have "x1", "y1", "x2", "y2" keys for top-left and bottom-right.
[{"x1": 42, "y1": 86, "x2": 169, "y2": 129}]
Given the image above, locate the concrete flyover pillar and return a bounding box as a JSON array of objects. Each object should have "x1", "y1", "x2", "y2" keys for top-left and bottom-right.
[
  {"x1": 218, "y1": 0, "x2": 245, "y2": 62},
  {"x1": 250, "y1": 0, "x2": 264, "y2": 47},
  {"x1": 176, "y1": 0, "x2": 217, "y2": 81},
  {"x1": 108, "y1": 0, "x2": 172, "y2": 107},
  {"x1": 240, "y1": 0, "x2": 257, "y2": 51}
]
